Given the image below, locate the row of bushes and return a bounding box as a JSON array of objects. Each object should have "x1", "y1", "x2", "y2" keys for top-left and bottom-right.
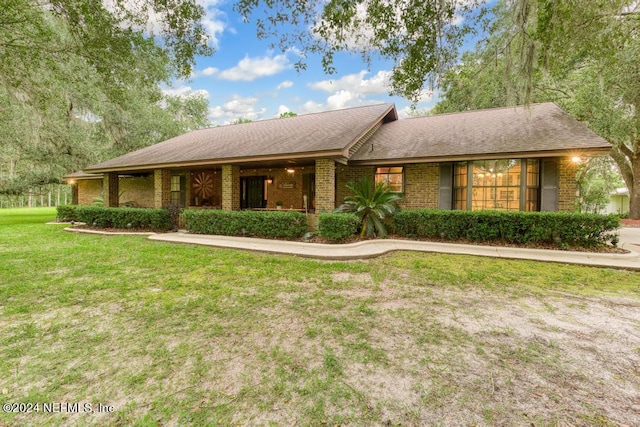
[
  {"x1": 393, "y1": 210, "x2": 620, "y2": 247},
  {"x1": 317, "y1": 210, "x2": 620, "y2": 247},
  {"x1": 57, "y1": 205, "x2": 172, "y2": 231},
  {"x1": 59, "y1": 205, "x2": 620, "y2": 247},
  {"x1": 182, "y1": 209, "x2": 307, "y2": 238},
  {"x1": 318, "y1": 213, "x2": 360, "y2": 240}
]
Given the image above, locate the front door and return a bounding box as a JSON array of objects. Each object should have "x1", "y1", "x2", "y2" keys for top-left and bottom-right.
[{"x1": 241, "y1": 176, "x2": 266, "y2": 209}]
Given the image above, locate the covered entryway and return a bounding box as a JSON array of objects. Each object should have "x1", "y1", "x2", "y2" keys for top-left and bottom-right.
[{"x1": 241, "y1": 176, "x2": 266, "y2": 209}]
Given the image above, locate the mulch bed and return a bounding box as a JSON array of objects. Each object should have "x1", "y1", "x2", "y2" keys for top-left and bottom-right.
[
  {"x1": 308, "y1": 234, "x2": 628, "y2": 254},
  {"x1": 70, "y1": 225, "x2": 629, "y2": 254},
  {"x1": 621, "y1": 218, "x2": 640, "y2": 228}
]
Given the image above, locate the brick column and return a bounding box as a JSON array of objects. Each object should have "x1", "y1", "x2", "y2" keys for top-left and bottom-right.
[
  {"x1": 221, "y1": 165, "x2": 240, "y2": 211},
  {"x1": 315, "y1": 159, "x2": 336, "y2": 212},
  {"x1": 103, "y1": 173, "x2": 119, "y2": 207},
  {"x1": 558, "y1": 158, "x2": 578, "y2": 212},
  {"x1": 154, "y1": 169, "x2": 171, "y2": 208},
  {"x1": 71, "y1": 183, "x2": 78, "y2": 205}
]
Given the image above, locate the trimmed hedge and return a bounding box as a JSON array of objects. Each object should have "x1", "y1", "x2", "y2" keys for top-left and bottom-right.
[
  {"x1": 182, "y1": 209, "x2": 307, "y2": 238},
  {"x1": 393, "y1": 210, "x2": 620, "y2": 247},
  {"x1": 72, "y1": 206, "x2": 172, "y2": 230},
  {"x1": 56, "y1": 205, "x2": 77, "y2": 222},
  {"x1": 318, "y1": 213, "x2": 360, "y2": 241}
]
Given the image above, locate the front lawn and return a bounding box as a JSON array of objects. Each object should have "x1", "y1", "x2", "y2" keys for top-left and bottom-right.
[{"x1": 1, "y1": 208, "x2": 639, "y2": 425}]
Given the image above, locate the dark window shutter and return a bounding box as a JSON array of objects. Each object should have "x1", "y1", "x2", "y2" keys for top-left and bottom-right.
[
  {"x1": 438, "y1": 162, "x2": 453, "y2": 210},
  {"x1": 541, "y1": 159, "x2": 558, "y2": 211}
]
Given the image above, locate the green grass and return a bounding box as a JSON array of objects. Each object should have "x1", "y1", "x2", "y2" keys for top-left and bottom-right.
[{"x1": 0, "y1": 207, "x2": 639, "y2": 426}]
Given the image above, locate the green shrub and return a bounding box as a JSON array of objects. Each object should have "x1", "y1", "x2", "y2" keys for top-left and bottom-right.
[
  {"x1": 181, "y1": 209, "x2": 307, "y2": 238},
  {"x1": 394, "y1": 210, "x2": 620, "y2": 248},
  {"x1": 318, "y1": 213, "x2": 360, "y2": 241},
  {"x1": 73, "y1": 206, "x2": 171, "y2": 231},
  {"x1": 56, "y1": 205, "x2": 77, "y2": 222}
]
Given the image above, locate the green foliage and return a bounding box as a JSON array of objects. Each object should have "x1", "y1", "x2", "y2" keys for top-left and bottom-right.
[
  {"x1": 182, "y1": 210, "x2": 308, "y2": 238},
  {"x1": 0, "y1": 0, "x2": 211, "y2": 194},
  {"x1": 279, "y1": 111, "x2": 298, "y2": 118},
  {"x1": 56, "y1": 205, "x2": 77, "y2": 222},
  {"x1": 394, "y1": 210, "x2": 620, "y2": 248},
  {"x1": 234, "y1": 0, "x2": 485, "y2": 103},
  {"x1": 335, "y1": 177, "x2": 402, "y2": 238},
  {"x1": 318, "y1": 213, "x2": 360, "y2": 241},
  {"x1": 73, "y1": 206, "x2": 171, "y2": 231},
  {"x1": 434, "y1": 0, "x2": 640, "y2": 218}
]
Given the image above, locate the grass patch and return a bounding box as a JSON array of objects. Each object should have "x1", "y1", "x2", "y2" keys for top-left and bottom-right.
[{"x1": 0, "y1": 207, "x2": 639, "y2": 425}]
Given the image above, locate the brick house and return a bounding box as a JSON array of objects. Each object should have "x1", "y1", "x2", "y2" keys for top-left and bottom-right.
[{"x1": 66, "y1": 103, "x2": 610, "y2": 221}]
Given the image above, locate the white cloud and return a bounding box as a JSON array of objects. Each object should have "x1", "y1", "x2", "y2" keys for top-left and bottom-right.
[
  {"x1": 301, "y1": 100, "x2": 324, "y2": 114},
  {"x1": 104, "y1": 0, "x2": 227, "y2": 48},
  {"x1": 218, "y1": 54, "x2": 291, "y2": 81},
  {"x1": 209, "y1": 95, "x2": 267, "y2": 125},
  {"x1": 201, "y1": 67, "x2": 219, "y2": 76},
  {"x1": 277, "y1": 80, "x2": 294, "y2": 90},
  {"x1": 162, "y1": 84, "x2": 209, "y2": 99},
  {"x1": 309, "y1": 70, "x2": 392, "y2": 96},
  {"x1": 276, "y1": 105, "x2": 291, "y2": 116}
]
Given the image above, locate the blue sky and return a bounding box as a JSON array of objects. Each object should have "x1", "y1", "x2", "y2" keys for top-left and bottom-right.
[{"x1": 163, "y1": 1, "x2": 489, "y2": 126}]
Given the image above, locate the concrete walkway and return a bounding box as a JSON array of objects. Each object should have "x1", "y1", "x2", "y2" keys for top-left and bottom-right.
[{"x1": 149, "y1": 229, "x2": 640, "y2": 270}]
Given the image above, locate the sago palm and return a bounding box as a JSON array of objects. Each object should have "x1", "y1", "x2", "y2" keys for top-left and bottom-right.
[{"x1": 334, "y1": 176, "x2": 403, "y2": 238}]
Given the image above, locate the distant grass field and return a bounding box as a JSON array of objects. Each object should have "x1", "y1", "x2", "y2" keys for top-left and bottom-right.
[{"x1": 1, "y1": 207, "x2": 639, "y2": 426}]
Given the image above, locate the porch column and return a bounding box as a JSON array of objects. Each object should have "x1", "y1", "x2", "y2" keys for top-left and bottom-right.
[
  {"x1": 154, "y1": 169, "x2": 171, "y2": 208},
  {"x1": 558, "y1": 157, "x2": 578, "y2": 212},
  {"x1": 103, "y1": 173, "x2": 119, "y2": 207},
  {"x1": 315, "y1": 159, "x2": 336, "y2": 212},
  {"x1": 221, "y1": 165, "x2": 240, "y2": 211},
  {"x1": 71, "y1": 182, "x2": 78, "y2": 205}
]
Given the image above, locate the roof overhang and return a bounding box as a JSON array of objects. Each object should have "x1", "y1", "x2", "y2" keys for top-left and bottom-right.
[
  {"x1": 84, "y1": 150, "x2": 349, "y2": 173},
  {"x1": 348, "y1": 147, "x2": 611, "y2": 166}
]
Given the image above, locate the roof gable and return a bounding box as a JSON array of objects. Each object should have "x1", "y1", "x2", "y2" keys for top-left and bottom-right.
[{"x1": 86, "y1": 103, "x2": 396, "y2": 172}]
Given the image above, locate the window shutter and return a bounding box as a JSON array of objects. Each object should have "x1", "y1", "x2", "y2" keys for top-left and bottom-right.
[
  {"x1": 438, "y1": 162, "x2": 453, "y2": 210},
  {"x1": 541, "y1": 159, "x2": 558, "y2": 211}
]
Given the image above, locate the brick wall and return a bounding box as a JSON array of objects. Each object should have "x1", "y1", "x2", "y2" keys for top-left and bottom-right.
[
  {"x1": 558, "y1": 157, "x2": 578, "y2": 212},
  {"x1": 335, "y1": 165, "x2": 373, "y2": 206},
  {"x1": 335, "y1": 164, "x2": 439, "y2": 209},
  {"x1": 315, "y1": 159, "x2": 336, "y2": 212},
  {"x1": 221, "y1": 165, "x2": 240, "y2": 210},
  {"x1": 189, "y1": 170, "x2": 222, "y2": 207},
  {"x1": 154, "y1": 169, "x2": 171, "y2": 208},
  {"x1": 77, "y1": 180, "x2": 102, "y2": 205},
  {"x1": 119, "y1": 176, "x2": 154, "y2": 208},
  {"x1": 240, "y1": 166, "x2": 314, "y2": 209},
  {"x1": 400, "y1": 164, "x2": 439, "y2": 209}
]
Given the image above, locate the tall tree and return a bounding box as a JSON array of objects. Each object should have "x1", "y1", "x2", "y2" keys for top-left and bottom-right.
[
  {"x1": 434, "y1": 1, "x2": 640, "y2": 218},
  {"x1": 0, "y1": 0, "x2": 212, "y2": 194}
]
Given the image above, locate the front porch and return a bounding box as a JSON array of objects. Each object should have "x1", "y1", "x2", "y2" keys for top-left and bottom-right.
[{"x1": 98, "y1": 159, "x2": 338, "y2": 214}]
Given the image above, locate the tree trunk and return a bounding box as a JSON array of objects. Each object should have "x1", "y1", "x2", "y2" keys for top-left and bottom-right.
[{"x1": 630, "y1": 161, "x2": 640, "y2": 219}]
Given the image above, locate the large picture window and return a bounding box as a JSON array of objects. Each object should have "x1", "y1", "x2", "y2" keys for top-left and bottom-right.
[
  {"x1": 453, "y1": 159, "x2": 540, "y2": 211},
  {"x1": 375, "y1": 167, "x2": 404, "y2": 192}
]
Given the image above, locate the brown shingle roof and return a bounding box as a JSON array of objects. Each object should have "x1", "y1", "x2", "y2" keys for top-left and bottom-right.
[
  {"x1": 351, "y1": 103, "x2": 611, "y2": 163},
  {"x1": 85, "y1": 103, "x2": 396, "y2": 172}
]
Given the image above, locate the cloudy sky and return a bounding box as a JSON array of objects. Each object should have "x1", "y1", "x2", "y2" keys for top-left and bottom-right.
[{"x1": 164, "y1": 1, "x2": 489, "y2": 126}]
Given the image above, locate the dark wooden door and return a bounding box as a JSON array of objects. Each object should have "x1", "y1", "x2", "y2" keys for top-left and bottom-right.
[{"x1": 241, "y1": 176, "x2": 265, "y2": 209}]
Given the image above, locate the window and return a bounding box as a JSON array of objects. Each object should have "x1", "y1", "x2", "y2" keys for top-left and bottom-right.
[
  {"x1": 170, "y1": 175, "x2": 186, "y2": 207},
  {"x1": 453, "y1": 159, "x2": 540, "y2": 211},
  {"x1": 375, "y1": 167, "x2": 404, "y2": 192}
]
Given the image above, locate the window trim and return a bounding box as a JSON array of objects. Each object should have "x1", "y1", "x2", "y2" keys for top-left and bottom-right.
[
  {"x1": 453, "y1": 159, "x2": 540, "y2": 212},
  {"x1": 374, "y1": 166, "x2": 405, "y2": 193}
]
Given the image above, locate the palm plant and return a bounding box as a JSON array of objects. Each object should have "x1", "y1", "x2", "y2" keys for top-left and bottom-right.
[{"x1": 334, "y1": 176, "x2": 403, "y2": 238}]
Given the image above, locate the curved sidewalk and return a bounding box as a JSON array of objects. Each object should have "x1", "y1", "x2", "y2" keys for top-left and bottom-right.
[{"x1": 149, "y1": 232, "x2": 640, "y2": 270}]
